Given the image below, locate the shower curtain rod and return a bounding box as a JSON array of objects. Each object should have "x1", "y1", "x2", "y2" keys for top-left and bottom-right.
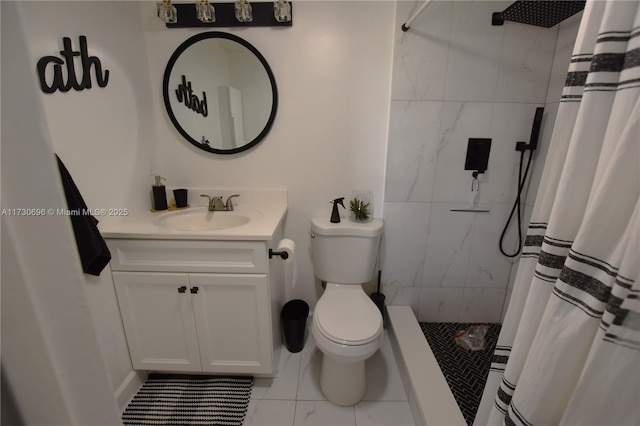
[{"x1": 401, "y1": 0, "x2": 434, "y2": 31}]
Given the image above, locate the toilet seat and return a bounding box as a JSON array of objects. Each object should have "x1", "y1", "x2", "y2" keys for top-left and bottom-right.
[{"x1": 314, "y1": 284, "x2": 383, "y2": 346}]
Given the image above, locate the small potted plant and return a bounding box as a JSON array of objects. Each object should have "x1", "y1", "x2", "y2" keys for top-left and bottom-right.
[{"x1": 349, "y1": 191, "x2": 373, "y2": 223}]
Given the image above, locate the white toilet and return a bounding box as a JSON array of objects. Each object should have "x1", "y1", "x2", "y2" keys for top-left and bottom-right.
[{"x1": 310, "y1": 217, "x2": 384, "y2": 406}]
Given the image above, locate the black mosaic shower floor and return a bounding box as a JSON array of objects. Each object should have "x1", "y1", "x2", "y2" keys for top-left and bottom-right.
[{"x1": 419, "y1": 322, "x2": 501, "y2": 426}]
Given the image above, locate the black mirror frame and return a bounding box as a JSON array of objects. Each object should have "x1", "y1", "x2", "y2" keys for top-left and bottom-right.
[{"x1": 162, "y1": 32, "x2": 278, "y2": 155}]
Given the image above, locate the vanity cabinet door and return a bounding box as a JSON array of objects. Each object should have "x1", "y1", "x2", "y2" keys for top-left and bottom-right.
[
  {"x1": 113, "y1": 272, "x2": 201, "y2": 372},
  {"x1": 190, "y1": 273, "x2": 272, "y2": 375}
]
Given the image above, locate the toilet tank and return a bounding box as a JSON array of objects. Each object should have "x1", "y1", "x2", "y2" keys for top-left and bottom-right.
[{"x1": 311, "y1": 217, "x2": 384, "y2": 284}]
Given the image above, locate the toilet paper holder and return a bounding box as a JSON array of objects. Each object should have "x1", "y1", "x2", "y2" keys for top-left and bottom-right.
[{"x1": 269, "y1": 249, "x2": 289, "y2": 260}]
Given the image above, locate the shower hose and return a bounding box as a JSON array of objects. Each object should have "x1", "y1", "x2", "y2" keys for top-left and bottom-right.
[{"x1": 499, "y1": 147, "x2": 534, "y2": 258}]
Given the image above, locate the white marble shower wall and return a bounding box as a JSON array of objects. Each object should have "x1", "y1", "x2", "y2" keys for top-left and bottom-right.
[{"x1": 381, "y1": 1, "x2": 581, "y2": 323}]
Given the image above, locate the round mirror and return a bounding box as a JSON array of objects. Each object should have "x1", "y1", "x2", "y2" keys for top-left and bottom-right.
[{"x1": 163, "y1": 32, "x2": 277, "y2": 154}]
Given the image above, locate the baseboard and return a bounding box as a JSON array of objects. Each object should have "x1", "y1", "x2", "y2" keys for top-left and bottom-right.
[
  {"x1": 114, "y1": 370, "x2": 146, "y2": 412},
  {"x1": 387, "y1": 306, "x2": 465, "y2": 426}
]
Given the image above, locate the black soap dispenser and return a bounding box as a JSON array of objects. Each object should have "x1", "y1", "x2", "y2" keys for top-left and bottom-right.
[
  {"x1": 330, "y1": 197, "x2": 345, "y2": 223},
  {"x1": 152, "y1": 175, "x2": 168, "y2": 211}
]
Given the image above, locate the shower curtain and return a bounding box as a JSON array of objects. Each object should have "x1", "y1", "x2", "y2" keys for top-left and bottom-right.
[{"x1": 475, "y1": 1, "x2": 639, "y2": 425}]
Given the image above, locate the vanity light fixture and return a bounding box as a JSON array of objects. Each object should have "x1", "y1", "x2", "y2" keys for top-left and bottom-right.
[
  {"x1": 273, "y1": 0, "x2": 291, "y2": 22},
  {"x1": 157, "y1": 0, "x2": 177, "y2": 23},
  {"x1": 196, "y1": 0, "x2": 216, "y2": 23},
  {"x1": 235, "y1": 0, "x2": 253, "y2": 22},
  {"x1": 161, "y1": 1, "x2": 292, "y2": 28}
]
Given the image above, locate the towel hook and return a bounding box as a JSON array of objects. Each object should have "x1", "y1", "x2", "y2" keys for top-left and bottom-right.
[{"x1": 471, "y1": 171, "x2": 480, "y2": 192}]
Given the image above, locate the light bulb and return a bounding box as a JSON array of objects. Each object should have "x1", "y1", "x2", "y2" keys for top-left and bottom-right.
[
  {"x1": 235, "y1": 0, "x2": 253, "y2": 22},
  {"x1": 157, "y1": 0, "x2": 177, "y2": 23},
  {"x1": 274, "y1": 0, "x2": 291, "y2": 22},
  {"x1": 196, "y1": 0, "x2": 215, "y2": 23}
]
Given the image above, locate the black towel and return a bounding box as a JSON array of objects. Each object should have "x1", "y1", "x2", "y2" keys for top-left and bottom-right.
[{"x1": 56, "y1": 155, "x2": 111, "y2": 276}]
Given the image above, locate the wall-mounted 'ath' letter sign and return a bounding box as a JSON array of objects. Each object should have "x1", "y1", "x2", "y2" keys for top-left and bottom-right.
[{"x1": 37, "y1": 35, "x2": 109, "y2": 94}]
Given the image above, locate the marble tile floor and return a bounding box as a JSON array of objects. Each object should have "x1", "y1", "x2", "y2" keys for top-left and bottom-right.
[{"x1": 245, "y1": 330, "x2": 416, "y2": 426}]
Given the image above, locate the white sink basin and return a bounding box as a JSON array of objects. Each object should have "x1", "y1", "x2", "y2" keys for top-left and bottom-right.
[{"x1": 154, "y1": 207, "x2": 263, "y2": 232}]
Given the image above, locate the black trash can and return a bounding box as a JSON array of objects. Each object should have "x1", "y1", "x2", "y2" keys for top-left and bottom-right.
[{"x1": 281, "y1": 299, "x2": 309, "y2": 353}]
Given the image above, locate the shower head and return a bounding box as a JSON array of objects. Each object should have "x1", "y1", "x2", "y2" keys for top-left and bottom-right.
[{"x1": 492, "y1": 0, "x2": 585, "y2": 28}]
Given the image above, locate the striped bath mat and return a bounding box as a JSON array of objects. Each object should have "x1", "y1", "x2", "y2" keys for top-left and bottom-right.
[{"x1": 122, "y1": 374, "x2": 253, "y2": 426}]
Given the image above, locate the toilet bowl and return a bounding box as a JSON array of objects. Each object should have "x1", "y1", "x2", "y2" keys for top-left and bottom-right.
[
  {"x1": 311, "y1": 283, "x2": 383, "y2": 406},
  {"x1": 310, "y1": 217, "x2": 384, "y2": 406}
]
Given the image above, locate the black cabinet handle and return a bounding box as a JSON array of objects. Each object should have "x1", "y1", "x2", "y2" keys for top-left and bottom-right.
[
  {"x1": 190, "y1": 286, "x2": 199, "y2": 294},
  {"x1": 178, "y1": 286, "x2": 187, "y2": 293}
]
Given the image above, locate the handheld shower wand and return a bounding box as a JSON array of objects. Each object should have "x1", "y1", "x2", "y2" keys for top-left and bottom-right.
[{"x1": 499, "y1": 107, "x2": 544, "y2": 258}]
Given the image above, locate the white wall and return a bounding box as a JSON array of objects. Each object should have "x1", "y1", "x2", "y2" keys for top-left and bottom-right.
[
  {"x1": 145, "y1": 1, "x2": 395, "y2": 305},
  {"x1": 381, "y1": 1, "x2": 581, "y2": 323},
  {"x1": 14, "y1": 0, "x2": 158, "y2": 408},
  {"x1": 1, "y1": 2, "x2": 122, "y2": 423},
  {"x1": 21, "y1": 1, "x2": 158, "y2": 220}
]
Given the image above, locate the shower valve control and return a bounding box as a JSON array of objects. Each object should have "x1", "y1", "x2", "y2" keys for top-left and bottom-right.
[{"x1": 465, "y1": 138, "x2": 492, "y2": 174}]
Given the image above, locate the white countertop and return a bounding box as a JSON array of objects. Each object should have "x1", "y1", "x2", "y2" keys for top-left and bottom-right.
[{"x1": 102, "y1": 189, "x2": 287, "y2": 241}]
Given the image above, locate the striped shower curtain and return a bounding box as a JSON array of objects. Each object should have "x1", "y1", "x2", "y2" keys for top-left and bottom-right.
[{"x1": 475, "y1": 1, "x2": 639, "y2": 425}]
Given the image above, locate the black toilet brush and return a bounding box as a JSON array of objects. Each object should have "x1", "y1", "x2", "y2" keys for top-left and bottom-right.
[{"x1": 370, "y1": 270, "x2": 387, "y2": 328}]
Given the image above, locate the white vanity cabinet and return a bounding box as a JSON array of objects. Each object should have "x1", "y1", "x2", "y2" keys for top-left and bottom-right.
[{"x1": 108, "y1": 239, "x2": 278, "y2": 375}]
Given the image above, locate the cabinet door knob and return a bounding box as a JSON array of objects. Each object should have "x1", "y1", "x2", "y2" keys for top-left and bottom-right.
[
  {"x1": 178, "y1": 286, "x2": 187, "y2": 293},
  {"x1": 190, "y1": 286, "x2": 199, "y2": 294}
]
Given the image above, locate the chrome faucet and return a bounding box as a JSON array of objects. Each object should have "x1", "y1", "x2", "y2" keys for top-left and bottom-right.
[
  {"x1": 200, "y1": 194, "x2": 225, "y2": 211},
  {"x1": 224, "y1": 194, "x2": 240, "y2": 211},
  {"x1": 200, "y1": 194, "x2": 240, "y2": 211}
]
